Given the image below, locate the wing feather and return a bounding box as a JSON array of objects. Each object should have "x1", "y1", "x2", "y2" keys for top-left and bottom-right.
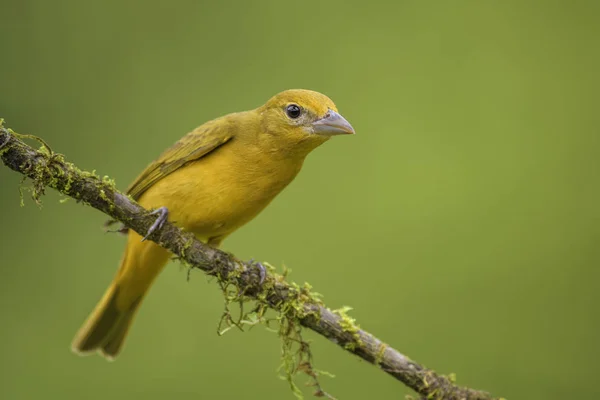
[{"x1": 126, "y1": 120, "x2": 233, "y2": 200}]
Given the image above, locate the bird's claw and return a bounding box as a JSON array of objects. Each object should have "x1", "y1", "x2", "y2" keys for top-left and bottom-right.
[
  {"x1": 257, "y1": 263, "x2": 266, "y2": 284},
  {"x1": 255, "y1": 262, "x2": 267, "y2": 285},
  {"x1": 0, "y1": 134, "x2": 11, "y2": 150},
  {"x1": 142, "y1": 206, "x2": 169, "y2": 242},
  {"x1": 247, "y1": 259, "x2": 266, "y2": 285}
]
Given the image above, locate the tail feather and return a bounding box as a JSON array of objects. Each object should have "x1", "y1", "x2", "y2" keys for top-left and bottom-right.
[
  {"x1": 99, "y1": 296, "x2": 142, "y2": 358},
  {"x1": 72, "y1": 232, "x2": 171, "y2": 360},
  {"x1": 71, "y1": 284, "x2": 141, "y2": 358}
]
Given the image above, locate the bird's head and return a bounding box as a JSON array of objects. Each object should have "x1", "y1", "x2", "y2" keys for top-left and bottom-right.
[{"x1": 258, "y1": 89, "x2": 354, "y2": 155}]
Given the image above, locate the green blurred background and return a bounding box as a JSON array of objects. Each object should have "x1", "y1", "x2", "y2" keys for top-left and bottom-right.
[{"x1": 1, "y1": 1, "x2": 599, "y2": 399}]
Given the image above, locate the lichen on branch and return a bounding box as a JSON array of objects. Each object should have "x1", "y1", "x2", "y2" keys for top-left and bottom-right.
[{"x1": 0, "y1": 122, "x2": 501, "y2": 400}]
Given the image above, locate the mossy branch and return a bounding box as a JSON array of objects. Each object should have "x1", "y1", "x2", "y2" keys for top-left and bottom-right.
[{"x1": 0, "y1": 123, "x2": 501, "y2": 400}]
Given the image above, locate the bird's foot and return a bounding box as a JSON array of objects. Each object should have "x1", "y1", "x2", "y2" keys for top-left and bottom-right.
[
  {"x1": 141, "y1": 206, "x2": 169, "y2": 242},
  {"x1": 0, "y1": 133, "x2": 11, "y2": 150},
  {"x1": 247, "y1": 259, "x2": 267, "y2": 285}
]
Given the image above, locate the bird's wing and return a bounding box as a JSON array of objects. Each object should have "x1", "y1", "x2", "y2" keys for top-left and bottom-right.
[{"x1": 126, "y1": 121, "x2": 233, "y2": 200}]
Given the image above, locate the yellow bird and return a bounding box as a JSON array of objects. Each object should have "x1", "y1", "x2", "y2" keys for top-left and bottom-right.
[{"x1": 71, "y1": 89, "x2": 355, "y2": 359}]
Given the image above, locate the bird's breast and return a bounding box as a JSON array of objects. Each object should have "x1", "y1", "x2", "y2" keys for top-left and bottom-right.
[{"x1": 138, "y1": 141, "x2": 303, "y2": 238}]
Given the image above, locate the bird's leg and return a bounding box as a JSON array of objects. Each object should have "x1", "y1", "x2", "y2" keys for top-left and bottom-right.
[
  {"x1": 141, "y1": 206, "x2": 169, "y2": 242},
  {"x1": 247, "y1": 259, "x2": 267, "y2": 285}
]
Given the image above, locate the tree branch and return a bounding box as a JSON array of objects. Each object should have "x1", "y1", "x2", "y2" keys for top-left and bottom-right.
[{"x1": 0, "y1": 123, "x2": 501, "y2": 400}]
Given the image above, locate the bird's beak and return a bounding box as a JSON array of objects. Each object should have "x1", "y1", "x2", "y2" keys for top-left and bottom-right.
[{"x1": 312, "y1": 110, "x2": 355, "y2": 136}]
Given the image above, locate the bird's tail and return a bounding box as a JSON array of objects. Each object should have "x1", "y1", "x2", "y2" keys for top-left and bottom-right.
[
  {"x1": 71, "y1": 281, "x2": 142, "y2": 359},
  {"x1": 71, "y1": 234, "x2": 170, "y2": 359}
]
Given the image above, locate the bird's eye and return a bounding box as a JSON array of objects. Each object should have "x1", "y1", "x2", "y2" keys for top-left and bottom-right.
[{"x1": 286, "y1": 104, "x2": 302, "y2": 119}]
